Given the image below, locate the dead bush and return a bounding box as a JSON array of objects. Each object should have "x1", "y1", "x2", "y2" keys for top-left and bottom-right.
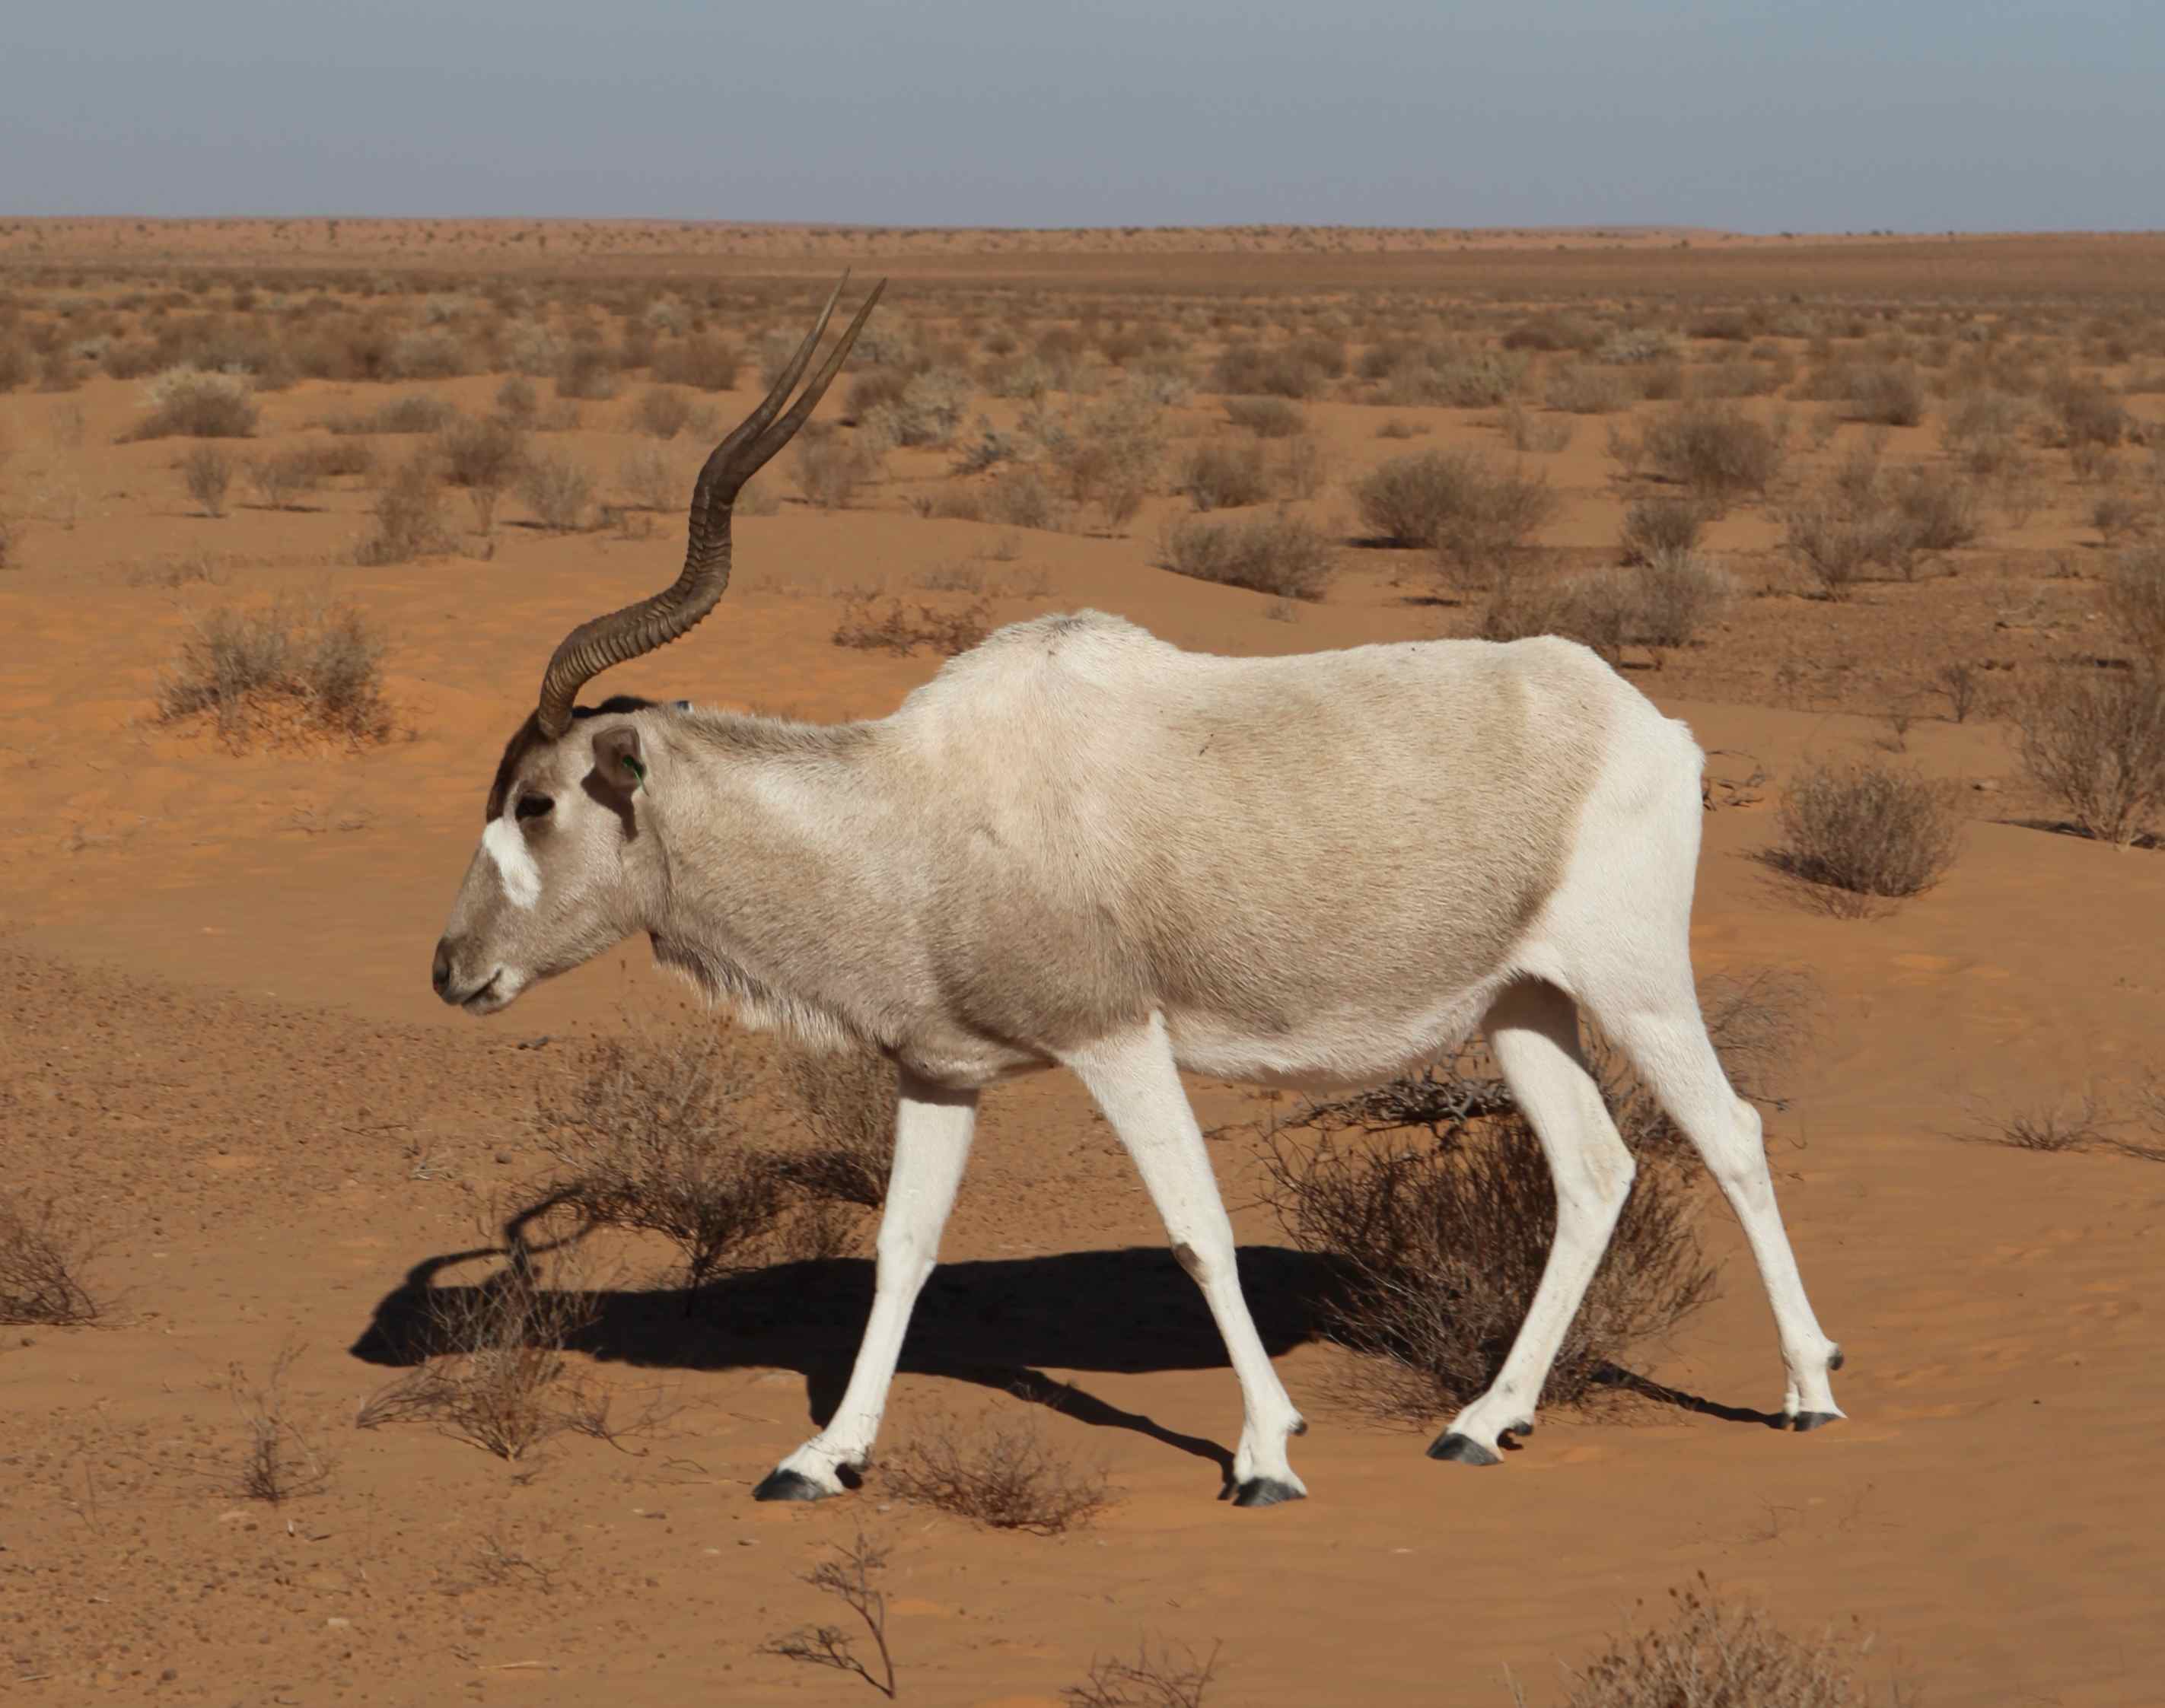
[
  {"x1": 228, "y1": 1342, "x2": 332, "y2": 1504},
  {"x1": 128, "y1": 366, "x2": 259, "y2": 440},
  {"x1": 1211, "y1": 339, "x2": 1329, "y2": 399},
  {"x1": 180, "y1": 443, "x2": 234, "y2": 517},
  {"x1": 2045, "y1": 374, "x2": 2130, "y2": 449},
  {"x1": 495, "y1": 374, "x2": 539, "y2": 425},
  {"x1": 157, "y1": 598, "x2": 393, "y2": 747},
  {"x1": 1065, "y1": 1640, "x2": 1221, "y2": 1708},
  {"x1": 2008, "y1": 666, "x2": 2165, "y2": 848},
  {"x1": 1960, "y1": 1089, "x2": 2117, "y2": 1155},
  {"x1": 1848, "y1": 364, "x2": 1926, "y2": 427},
  {"x1": 1501, "y1": 403, "x2": 1575, "y2": 454},
  {"x1": 1545, "y1": 365, "x2": 1635, "y2": 415},
  {"x1": 1628, "y1": 549, "x2": 1737, "y2": 653},
  {"x1": 322, "y1": 395, "x2": 457, "y2": 437},
  {"x1": 247, "y1": 447, "x2": 326, "y2": 510},
  {"x1": 1222, "y1": 395, "x2": 1306, "y2": 437},
  {"x1": 1158, "y1": 510, "x2": 1339, "y2": 601},
  {"x1": 437, "y1": 414, "x2": 524, "y2": 533},
  {"x1": 1182, "y1": 435, "x2": 1271, "y2": 510},
  {"x1": 1890, "y1": 466, "x2": 1983, "y2": 554},
  {"x1": 534, "y1": 1028, "x2": 856, "y2": 1287},
  {"x1": 651, "y1": 335, "x2": 739, "y2": 391},
  {"x1": 834, "y1": 596, "x2": 992, "y2": 657},
  {"x1": 629, "y1": 385, "x2": 692, "y2": 439},
  {"x1": 863, "y1": 368, "x2": 974, "y2": 450},
  {"x1": 355, "y1": 1258, "x2": 600, "y2": 1461},
  {"x1": 1353, "y1": 448, "x2": 1558, "y2": 581},
  {"x1": 797, "y1": 425, "x2": 884, "y2": 510},
  {"x1": 1558, "y1": 1575, "x2": 1883, "y2": 1708},
  {"x1": 778, "y1": 1046, "x2": 895, "y2": 1207},
  {"x1": 2104, "y1": 542, "x2": 2165, "y2": 666},
  {"x1": 1619, "y1": 495, "x2": 1709, "y2": 565},
  {"x1": 1260, "y1": 1073, "x2": 1718, "y2": 1417},
  {"x1": 883, "y1": 1411, "x2": 1114, "y2": 1534},
  {"x1": 517, "y1": 449, "x2": 594, "y2": 532},
  {"x1": 354, "y1": 453, "x2": 451, "y2": 564},
  {"x1": 1780, "y1": 495, "x2": 1912, "y2": 601},
  {"x1": 1042, "y1": 385, "x2": 1166, "y2": 532},
  {"x1": 1635, "y1": 401, "x2": 1783, "y2": 510},
  {"x1": 0, "y1": 1194, "x2": 101, "y2": 1325},
  {"x1": 554, "y1": 343, "x2": 619, "y2": 402},
  {"x1": 1759, "y1": 759, "x2": 1962, "y2": 913},
  {"x1": 763, "y1": 1531, "x2": 897, "y2": 1700}
]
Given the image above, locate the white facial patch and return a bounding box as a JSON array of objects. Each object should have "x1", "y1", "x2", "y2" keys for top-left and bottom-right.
[{"x1": 481, "y1": 816, "x2": 542, "y2": 910}]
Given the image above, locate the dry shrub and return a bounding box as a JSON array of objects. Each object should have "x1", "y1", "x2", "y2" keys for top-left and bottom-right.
[
  {"x1": 1760, "y1": 759, "x2": 1961, "y2": 913},
  {"x1": 1848, "y1": 364, "x2": 1926, "y2": 427},
  {"x1": 778, "y1": 1046, "x2": 895, "y2": 1207},
  {"x1": 909, "y1": 482, "x2": 985, "y2": 522},
  {"x1": 1501, "y1": 403, "x2": 1575, "y2": 453},
  {"x1": 1545, "y1": 364, "x2": 1635, "y2": 414},
  {"x1": 355, "y1": 1259, "x2": 600, "y2": 1461},
  {"x1": 1376, "y1": 417, "x2": 1428, "y2": 440},
  {"x1": 517, "y1": 449, "x2": 594, "y2": 532},
  {"x1": 629, "y1": 384, "x2": 692, "y2": 439},
  {"x1": 1223, "y1": 395, "x2": 1306, "y2": 437},
  {"x1": 322, "y1": 395, "x2": 457, "y2": 437},
  {"x1": 1158, "y1": 510, "x2": 1339, "y2": 601},
  {"x1": 982, "y1": 466, "x2": 1067, "y2": 530},
  {"x1": 437, "y1": 413, "x2": 524, "y2": 533},
  {"x1": 1890, "y1": 465, "x2": 1982, "y2": 554},
  {"x1": 2045, "y1": 374, "x2": 2130, "y2": 449},
  {"x1": 534, "y1": 1029, "x2": 861, "y2": 1288},
  {"x1": 2008, "y1": 666, "x2": 2165, "y2": 848},
  {"x1": 158, "y1": 598, "x2": 393, "y2": 747},
  {"x1": 1260, "y1": 1061, "x2": 1718, "y2": 1417},
  {"x1": 1065, "y1": 1640, "x2": 1221, "y2": 1708},
  {"x1": 554, "y1": 343, "x2": 619, "y2": 402},
  {"x1": 834, "y1": 596, "x2": 992, "y2": 657},
  {"x1": 180, "y1": 443, "x2": 234, "y2": 517},
  {"x1": 247, "y1": 447, "x2": 326, "y2": 510},
  {"x1": 1960, "y1": 1089, "x2": 2117, "y2": 1155},
  {"x1": 1627, "y1": 549, "x2": 1736, "y2": 652},
  {"x1": 797, "y1": 425, "x2": 884, "y2": 510},
  {"x1": 1373, "y1": 342, "x2": 1529, "y2": 408},
  {"x1": 495, "y1": 374, "x2": 539, "y2": 425},
  {"x1": 763, "y1": 1531, "x2": 897, "y2": 1700},
  {"x1": 2104, "y1": 542, "x2": 2165, "y2": 666},
  {"x1": 1043, "y1": 385, "x2": 1167, "y2": 532},
  {"x1": 863, "y1": 368, "x2": 974, "y2": 450},
  {"x1": 0, "y1": 1194, "x2": 101, "y2": 1325},
  {"x1": 1353, "y1": 448, "x2": 1559, "y2": 581},
  {"x1": 228, "y1": 1342, "x2": 332, "y2": 1504},
  {"x1": 1635, "y1": 401, "x2": 1783, "y2": 510},
  {"x1": 883, "y1": 1411, "x2": 1113, "y2": 1534},
  {"x1": 1559, "y1": 1576, "x2": 1883, "y2": 1708},
  {"x1": 129, "y1": 366, "x2": 258, "y2": 440},
  {"x1": 1211, "y1": 339, "x2": 1330, "y2": 399},
  {"x1": 1619, "y1": 495, "x2": 1708, "y2": 565},
  {"x1": 651, "y1": 335, "x2": 739, "y2": 391},
  {"x1": 1182, "y1": 434, "x2": 1271, "y2": 510},
  {"x1": 355, "y1": 453, "x2": 451, "y2": 564}
]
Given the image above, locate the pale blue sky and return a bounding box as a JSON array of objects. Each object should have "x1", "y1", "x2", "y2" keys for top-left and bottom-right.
[{"x1": 4, "y1": 1, "x2": 2157, "y2": 231}]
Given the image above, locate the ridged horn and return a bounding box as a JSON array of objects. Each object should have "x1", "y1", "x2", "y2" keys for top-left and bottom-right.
[{"x1": 534, "y1": 273, "x2": 887, "y2": 737}]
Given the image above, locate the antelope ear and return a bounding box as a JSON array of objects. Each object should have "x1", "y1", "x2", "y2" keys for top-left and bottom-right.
[{"x1": 593, "y1": 724, "x2": 647, "y2": 795}]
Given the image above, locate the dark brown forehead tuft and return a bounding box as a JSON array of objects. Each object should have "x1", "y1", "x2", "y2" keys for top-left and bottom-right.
[{"x1": 482, "y1": 698, "x2": 664, "y2": 820}]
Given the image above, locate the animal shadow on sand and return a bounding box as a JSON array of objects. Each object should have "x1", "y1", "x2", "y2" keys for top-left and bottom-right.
[{"x1": 349, "y1": 1217, "x2": 1334, "y2": 1489}]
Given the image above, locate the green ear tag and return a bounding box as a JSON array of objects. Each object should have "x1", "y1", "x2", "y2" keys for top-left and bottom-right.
[{"x1": 623, "y1": 755, "x2": 646, "y2": 790}]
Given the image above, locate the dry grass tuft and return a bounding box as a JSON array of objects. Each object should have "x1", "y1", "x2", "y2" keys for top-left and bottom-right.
[
  {"x1": 798, "y1": 425, "x2": 885, "y2": 510},
  {"x1": 180, "y1": 443, "x2": 235, "y2": 517},
  {"x1": 778, "y1": 1046, "x2": 895, "y2": 1207},
  {"x1": 227, "y1": 1341, "x2": 332, "y2": 1504},
  {"x1": 1759, "y1": 760, "x2": 1962, "y2": 913},
  {"x1": 2103, "y1": 542, "x2": 2165, "y2": 666},
  {"x1": 883, "y1": 1410, "x2": 1115, "y2": 1534},
  {"x1": 157, "y1": 598, "x2": 393, "y2": 748},
  {"x1": 1555, "y1": 1575, "x2": 1886, "y2": 1708},
  {"x1": 1354, "y1": 449, "x2": 1558, "y2": 587},
  {"x1": 437, "y1": 414, "x2": 525, "y2": 533},
  {"x1": 1065, "y1": 1639, "x2": 1222, "y2": 1708},
  {"x1": 354, "y1": 453, "x2": 452, "y2": 564},
  {"x1": 517, "y1": 449, "x2": 594, "y2": 532},
  {"x1": 1632, "y1": 401, "x2": 1784, "y2": 510},
  {"x1": 0, "y1": 1194, "x2": 102, "y2": 1325},
  {"x1": 128, "y1": 366, "x2": 258, "y2": 440}
]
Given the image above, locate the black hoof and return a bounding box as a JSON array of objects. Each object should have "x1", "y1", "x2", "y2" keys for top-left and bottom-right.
[
  {"x1": 753, "y1": 1468, "x2": 835, "y2": 1503},
  {"x1": 1427, "y1": 1431, "x2": 1502, "y2": 1466},
  {"x1": 1790, "y1": 1411, "x2": 1842, "y2": 1433},
  {"x1": 1828, "y1": 1345, "x2": 1845, "y2": 1372},
  {"x1": 1501, "y1": 1420, "x2": 1535, "y2": 1450},
  {"x1": 1231, "y1": 1477, "x2": 1305, "y2": 1508}
]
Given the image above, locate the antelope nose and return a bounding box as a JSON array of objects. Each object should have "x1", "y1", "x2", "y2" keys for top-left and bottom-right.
[{"x1": 431, "y1": 937, "x2": 454, "y2": 997}]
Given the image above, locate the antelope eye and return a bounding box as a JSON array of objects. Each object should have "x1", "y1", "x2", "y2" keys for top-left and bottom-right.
[{"x1": 515, "y1": 794, "x2": 554, "y2": 822}]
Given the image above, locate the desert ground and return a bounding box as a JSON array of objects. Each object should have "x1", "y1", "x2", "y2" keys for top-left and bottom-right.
[{"x1": 3, "y1": 222, "x2": 2163, "y2": 1707}]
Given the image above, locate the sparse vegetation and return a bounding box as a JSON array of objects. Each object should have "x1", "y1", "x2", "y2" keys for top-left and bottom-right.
[
  {"x1": 157, "y1": 598, "x2": 393, "y2": 747},
  {"x1": 797, "y1": 425, "x2": 884, "y2": 510},
  {"x1": 180, "y1": 443, "x2": 234, "y2": 517},
  {"x1": 763, "y1": 1531, "x2": 898, "y2": 1699},
  {"x1": 834, "y1": 595, "x2": 993, "y2": 656},
  {"x1": 437, "y1": 413, "x2": 525, "y2": 533},
  {"x1": 1555, "y1": 1576, "x2": 1884, "y2": 1708},
  {"x1": 883, "y1": 1411, "x2": 1115, "y2": 1533},
  {"x1": 1353, "y1": 449, "x2": 1559, "y2": 585},
  {"x1": 227, "y1": 1342, "x2": 332, "y2": 1504},
  {"x1": 1065, "y1": 1639, "x2": 1222, "y2": 1708},
  {"x1": 1158, "y1": 509, "x2": 1339, "y2": 600},
  {"x1": 1760, "y1": 759, "x2": 1962, "y2": 913},
  {"x1": 354, "y1": 452, "x2": 451, "y2": 563},
  {"x1": 0, "y1": 1193, "x2": 101, "y2": 1325},
  {"x1": 1619, "y1": 495, "x2": 1709, "y2": 565},
  {"x1": 2008, "y1": 666, "x2": 2165, "y2": 847},
  {"x1": 2104, "y1": 542, "x2": 2165, "y2": 666},
  {"x1": 129, "y1": 366, "x2": 258, "y2": 440},
  {"x1": 517, "y1": 449, "x2": 594, "y2": 532},
  {"x1": 1632, "y1": 401, "x2": 1784, "y2": 510}
]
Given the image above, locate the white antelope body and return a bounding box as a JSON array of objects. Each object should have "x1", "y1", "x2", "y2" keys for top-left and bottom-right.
[{"x1": 431, "y1": 279, "x2": 1842, "y2": 1507}]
